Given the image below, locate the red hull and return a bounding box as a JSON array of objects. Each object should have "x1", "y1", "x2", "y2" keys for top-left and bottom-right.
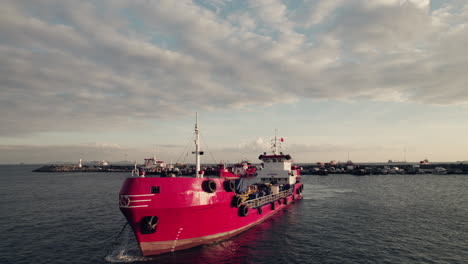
[{"x1": 119, "y1": 177, "x2": 303, "y2": 256}]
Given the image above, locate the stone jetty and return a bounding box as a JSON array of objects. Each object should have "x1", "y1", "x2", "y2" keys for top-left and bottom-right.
[{"x1": 33, "y1": 165, "x2": 134, "y2": 172}]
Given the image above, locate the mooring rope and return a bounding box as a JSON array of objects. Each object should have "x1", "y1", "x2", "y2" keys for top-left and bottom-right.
[
  {"x1": 104, "y1": 222, "x2": 128, "y2": 259},
  {"x1": 200, "y1": 132, "x2": 218, "y2": 165}
]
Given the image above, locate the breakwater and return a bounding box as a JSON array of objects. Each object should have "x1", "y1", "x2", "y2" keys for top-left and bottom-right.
[
  {"x1": 33, "y1": 162, "x2": 468, "y2": 175},
  {"x1": 33, "y1": 165, "x2": 134, "y2": 172}
]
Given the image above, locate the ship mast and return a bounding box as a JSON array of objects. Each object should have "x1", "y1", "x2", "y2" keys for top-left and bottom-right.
[
  {"x1": 195, "y1": 112, "x2": 201, "y2": 178},
  {"x1": 272, "y1": 129, "x2": 279, "y2": 155}
]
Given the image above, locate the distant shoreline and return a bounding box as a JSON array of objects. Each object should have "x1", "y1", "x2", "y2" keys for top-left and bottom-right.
[
  {"x1": 32, "y1": 165, "x2": 134, "y2": 172},
  {"x1": 29, "y1": 162, "x2": 468, "y2": 175}
]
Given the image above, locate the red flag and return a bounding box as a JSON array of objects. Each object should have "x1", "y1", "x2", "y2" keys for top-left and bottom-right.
[{"x1": 280, "y1": 138, "x2": 284, "y2": 142}]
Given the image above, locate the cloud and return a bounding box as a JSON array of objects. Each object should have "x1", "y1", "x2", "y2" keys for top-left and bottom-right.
[
  {"x1": 300, "y1": 0, "x2": 346, "y2": 27},
  {"x1": 0, "y1": 143, "x2": 128, "y2": 164},
  {"x1": 0, "y1": 141, "x2": 190, "y2": 164},
  {"x1": 1, "y1": 0, "x2": 467, "y2": 137},
  {"x1": 217, "y1": 137, "x2": 269, "y2": 154},
  {"x1": 224, "y1": 137, "x2": 365, "y2": 154}
]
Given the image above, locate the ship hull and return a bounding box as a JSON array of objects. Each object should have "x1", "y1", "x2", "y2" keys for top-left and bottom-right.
[
  {"x1": 139, "y1": 206, "x2": 284, "y2": 256},
  {"x1": 119, "y1": 177, "x2": 303, "y2": 256}
]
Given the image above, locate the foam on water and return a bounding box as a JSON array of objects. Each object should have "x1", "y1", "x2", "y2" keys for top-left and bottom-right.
[{"x1": 105, "y1": 224, "x2": 148, "y2": 263}]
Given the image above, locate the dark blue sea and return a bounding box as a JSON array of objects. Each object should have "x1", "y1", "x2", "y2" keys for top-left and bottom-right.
[{"x1": 0, "y1": 165, "x2": 467, "y2": 264}]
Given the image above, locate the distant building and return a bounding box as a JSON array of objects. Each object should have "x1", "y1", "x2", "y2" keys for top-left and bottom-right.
[{"x1": 99, "y1": 160, "x2": 109, "y2": 166}]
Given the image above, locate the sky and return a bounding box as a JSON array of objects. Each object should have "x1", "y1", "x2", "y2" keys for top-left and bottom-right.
[{"x1": 1, "y1": 0, "x2": 468, "y2": 164}]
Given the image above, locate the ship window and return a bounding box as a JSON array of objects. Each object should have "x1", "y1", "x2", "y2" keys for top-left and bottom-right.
[{"x1": 151, "y1": 186, "x2": 160, "y2": 194}]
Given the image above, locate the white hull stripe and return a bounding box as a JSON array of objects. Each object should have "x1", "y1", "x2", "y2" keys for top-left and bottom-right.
[
  {"x1": 119, "y1": 194, "x2": 154, "y2": 208},
  {"x1": 120, "y1": 205, "x2": 149, "y2": 208}
]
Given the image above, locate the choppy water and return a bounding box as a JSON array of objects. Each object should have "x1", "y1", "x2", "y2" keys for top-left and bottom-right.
[{"x1": 0, "y1": 165, "x2": 467, "y2": 264}]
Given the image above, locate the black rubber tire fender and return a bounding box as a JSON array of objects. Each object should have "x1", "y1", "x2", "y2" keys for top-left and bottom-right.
[
  {"x1": 239, "y1": 205, "x2": 249, "y2": 217},
  {"x1": 202, "y1": 180, "x2": 217, "y2": 193},
  {"x1": 224, "y1": 180, "x2": 235, "y2": 192},
  {"x1": 257, "y1": 207, "x2": 263, "y2": 215},
  {"x1": 232, "y1": 196, "x2": 243, "y2": 208}
]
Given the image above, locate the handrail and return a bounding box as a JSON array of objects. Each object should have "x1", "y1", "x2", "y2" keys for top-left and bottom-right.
[{"x1": 243, "y1": 189, "x2": 293, "y2": 208}]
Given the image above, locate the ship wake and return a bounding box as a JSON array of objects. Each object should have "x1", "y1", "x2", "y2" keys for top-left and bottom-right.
[
  {"x1": 105, "y1": 223, "x2": 151, "y2": 263},
  {"x1": 302, "y1": 183, "x2": 354, "y2": 200}
]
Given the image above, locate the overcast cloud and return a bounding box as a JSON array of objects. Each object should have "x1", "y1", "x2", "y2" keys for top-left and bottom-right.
[
  {"x1": 1, "y1": 0, "x2": 467, "y2": 137},
  {"x1": 1, "y1": 0, "x2": 468, "y2": 163}
]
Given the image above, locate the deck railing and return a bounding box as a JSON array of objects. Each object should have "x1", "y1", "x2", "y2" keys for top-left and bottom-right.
[{"x1": 244, "y1": 189, "x2": 293, "y2": 208}]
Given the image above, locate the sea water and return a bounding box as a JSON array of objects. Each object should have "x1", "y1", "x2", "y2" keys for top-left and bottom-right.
[{"x1": 0, "y1": 165, "x2": 467, "y2": 264}]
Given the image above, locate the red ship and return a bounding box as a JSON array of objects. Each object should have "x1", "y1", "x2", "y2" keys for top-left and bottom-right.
[{"x1": 119, "y1": 115, "x2": 304, "y2": 256}]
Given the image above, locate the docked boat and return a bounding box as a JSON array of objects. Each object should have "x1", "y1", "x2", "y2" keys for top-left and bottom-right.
[
  {"x1": 433, "y1": 167, "x2": 448, "y2": 174},
  {"x1": 119, "y1": 115, "x2": 304, "y2": 256},
  {"x1": 137, "y1": 156, "x2": 167, "y2": 175}
]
